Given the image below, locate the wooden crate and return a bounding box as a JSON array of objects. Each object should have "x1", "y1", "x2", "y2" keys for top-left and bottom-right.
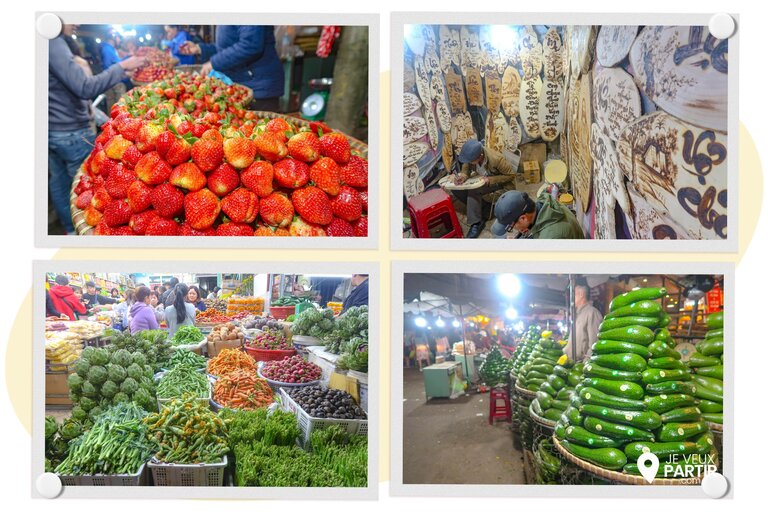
[{"x1": 46, "y1": 371, "x2": 72, "y2": 406}]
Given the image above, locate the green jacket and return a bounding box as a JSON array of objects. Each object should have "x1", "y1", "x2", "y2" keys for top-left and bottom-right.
[{"x1": 528, "y1": 193, "x2": 585, "y2": 240}]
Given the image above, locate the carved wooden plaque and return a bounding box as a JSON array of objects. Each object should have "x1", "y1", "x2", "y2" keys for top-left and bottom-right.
[
  {"x1": 543, "y1": 27, "x2": 565, "y2": 82},
  {"x1": 445, "y1": 70, "x2": 467, "y2": 113},
  {"x1": 596, "y1": 25, "x2": 638, "y2": 68},
  {"x1": 538, "y1": 79, "x2": 565, "y2": 142},
  {"x1": 519, "y1": 74, "x2": 543, "y2": 139},
  {"x1": 414, "y1": 55, "x2": 432, "y2": 107},
  {"x1": 592, "y1": 67, "x2": 642, "y2": 141},
  {"x1": 466, "y1": 68, "x2": 484, "y2": 107},
  {"x1": 404, "y1": 116, "x2": 428, "y2": 144},
  {"x1": 519, "y1": 25, "x2": 543, "y2": 78},
  {"x1": 485, "y1": 70, "x2": 502, "y2": 113},
  {"x1": 589, "y1": 123, "x2": 634, "y2": 239},
  {"x1": 424, "y1": 107, "x2": 440, "y2": 149},
  {"x1": 568, "y1": 73, "x2": 594, "y2": 213},
  {"x1": 501, "y1": 66, "x2": 522, "y2": 118},
  {"x1": 404, "y1": 142, "x2": 429, "y2": 167},
  {"x1": 436, "y1": 99, "x2": 452, "y2": 133},
  {"x1": 404, "y1": 93, "x2": 422, "y2": 117}
]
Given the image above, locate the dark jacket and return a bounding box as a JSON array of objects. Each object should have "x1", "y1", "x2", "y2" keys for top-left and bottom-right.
[
  {"x1": 529, "y1": 193, "x2": 585, "y2": 240},
  {"x1": 49, "y1": 285, "x2": 87, "y2": 321},
  {"x1": 129, "y1": 302, "x2": 159, "y2": 334},
  {"x1": 82, "y1": 292, "x2": 118, "y2": 309},
  {"x1": 49, "y1": 36, "x2": 126, "y2": 131},
  {"x1": 342, "y1": 279, "x2": 369, "y2": 312},
  {"x1": 193, "y1": 300, "x2": 207, "y2": 312},
  {"x1": 200, "y1": 25, "x2": 284, "y2": 99}
]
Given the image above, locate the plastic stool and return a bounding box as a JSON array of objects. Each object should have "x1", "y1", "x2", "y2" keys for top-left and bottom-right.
[
  {"x1": 407, "y1": 188, "x2": 463, "y2": 238},
  {"x1": 489, "y1": 387, "x2": 511, "y2": 424}
]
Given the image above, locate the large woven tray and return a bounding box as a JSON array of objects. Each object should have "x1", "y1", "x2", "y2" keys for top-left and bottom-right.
[
  {"x1": 707, "y1": 422, "x2": 723, "y2": 433},
  {"x1": 529, "y1": 402, "x2": 557, "y2": 429},
  {"x1": 70, "y1": 111, "x2": 368, "y2": 235},
  {"x1": 553, "y1": 436, "x2": 717, "y2": 486},
  {"x1": 514, "y1": 382, "x2": 538, "y2": 399}
]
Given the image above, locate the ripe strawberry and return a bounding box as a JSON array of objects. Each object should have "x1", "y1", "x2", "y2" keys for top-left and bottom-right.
[
  {"x1": 216, "y1": 222, "x2": 254, "y2": 236},
  {"x1": 254, "y1": 225, "x2": 290, "y2": 236},
  {"x1": 292, "y1": 186, "x2": 333, "y2": 225},
  {"x1": 289, "y1": 217, "x2": 327, "y2": 237},
  {"x1": 129, "y1": 210, "x2": 159, "y2": 234},
  {"x1": 90, "y1": 150, "x2": 118, "y2": 178},
  {"x1": 74, "y1": 176, "x2": 93, "y2": 195},
  {"x1": 113, "y1": 226, "x2": 135, "y2": 236},
  {"x1": 191, "y1": 122, "x2": 209, "y2": 138},
  {"x1": 240, "y1": 161, "x2": 274, "y2": 197},
  {"x1": 201, "y1": 128, "x2": 224, "y2": 143},
  {"x1": 150, "y1": 183, "x2": 184, "y2": 218},
  {"x1": 169, "y1": 162, "x2": 207, "y2": 191},
  {"x1": 104, "y1": 134, "x2": 134, "y2": 160},
  {"x1": 120, "y1": 144, "x2": 143, "y2": 169},
  {"x1": 259, "y1": 193, "x2": 294, "y2": 228},
  {"x1": 115, "y1": 116, "x2": 142, "y2": 141},
  {"x1": 287, "y1": 131, "x2": 321, "y2": 163},
  {"x1": 91, "y1": 187, "x2": 112, "y2": 212},
  {"x1": 191, "y1": 137, "x2": 224, "y2": 172},
  {"x1": 341, "y1": 155, "x2": 368, "y2": 188},
  {"x1": 179, "y1": 223, "x2": 216, "y2": 236},
  {"x1": 135, "y1": 151, "x2": 172, "y2": 185},
  {"x1": 223, "y1": 136, "x2": 257, "y2": 169},
  {"x1": 309, "y1": 121, "x2": 332, "y2": 136},
  {"x1": 274, "y1": 159, "x2": 310, "y2": 189},
  {"x1": 104, "y1": 165, "x2": 135, "y2": 199},
  {"x1": 265, "y1": 118, "x2": 293, "y2": 142},
  {"x1": 319, "y1": 133, "x2": 351, "y2": 165},
  {"x1": 253, "y1": 132, "x2": 288, "y2": 162},
  {"x1": 326, "y1": 217, "x2": 355, "y2": 237},
  {"x1": 95, "y1": 123, "x2": 117, "y2": 146},
  {"x1": 359, "y1": 190, "x2": 368, "y2": 212},
  {"x1": 126, "y1": 180, "x2": 153, "y2": 213},
  {"x1": 83, "y1": 206, "x2": 103, "y2": 226},
  {"x1": 207, "y1": 163, "x2": 240, "y2": 197},
  {"x1": 94, "y1": 222, "x2": 115, "y2": 236},
  {"x1": 155, "y1": 131, "x2": 175, "y2": 159},
  {"x1": 135, "y1": 122, "x2": 165, "y2": 152},
  {"x1": 309, "y1": 157, "x2": 341, "y2": 196},
  {"x1": 331, "y1": 186, "x2": 363, "y2": 222},
  {"x1": 75, "y1": 190, "x2": 94, "y2": 210},
  {"x1": 145, "y1": 217, "x2": 180, "y2": 236},
  {"x1": 221, "y1": 188, "x2": 259, "y2": 224},
  {"x1": 103, "y1": 200, "x2": 132, "y2": 227},
  {"x1": 183, "y1": 188, "x2": 221, "y2": 230},
  {"x1": 352, "y1": 216, "x2": 368, "y2": 237}
]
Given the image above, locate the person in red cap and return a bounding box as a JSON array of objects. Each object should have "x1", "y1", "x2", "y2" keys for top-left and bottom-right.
[{"x1": 48, "y1": 275, "x2": 87, "y2": 321}]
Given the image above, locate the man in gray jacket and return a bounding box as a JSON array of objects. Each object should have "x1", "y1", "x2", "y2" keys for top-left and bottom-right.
[
  {"x1": 48, "y1": 25, "x2": 145, "y2": 234},
  {"x1": 566, "y1": 283, "x2": 604, "y2": 361}
]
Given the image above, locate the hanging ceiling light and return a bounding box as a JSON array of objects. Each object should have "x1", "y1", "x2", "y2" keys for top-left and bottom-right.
[
  {"x1": 497, "y1": 274, "x2": 522, "y2": 298},
  {"x1": 435, "y1": 317, "x2": 445, "y2": 328},
  {"x1": 505, "y1": 307, "x2": 518, "y2": 320},
  {"x1": 452, "y1": 319, "x2": 461, "y2": 328},
  {"x1": 414, "y1": 317, "x2": 427, "y2": 328}
]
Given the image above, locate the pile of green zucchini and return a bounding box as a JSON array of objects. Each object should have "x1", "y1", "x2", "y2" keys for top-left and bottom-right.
[
  {"x1": 686, "y1": 311, "x2": 724, "y2": 425},
  {"x1": 555, "y1": 286, "x2": 717, "y2": 476},
  {"x1": 516, "y1": 330, "x2": 567, "y2": 392},
  {"x1": 510, "y1": 326, "x2": 541, "y2": 376},
  {"x1": 530, "y1": 361, "x2": 584, "y2": 422}
]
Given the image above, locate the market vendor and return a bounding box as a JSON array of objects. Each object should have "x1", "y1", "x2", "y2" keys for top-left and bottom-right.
[
  {"x1": 186, "y1": 286, "x2": 207, "y2": 312},
  {"x1": 178, "y1": 25, "x2": 284, "y2": 111},
  {"x1": 161, "y1": 25, "x2": 196, "y2": 65},
  {"x1": 490, "y1": 190, "x2": 585, "y2": 240},
  {"x1": 164, "y1": 283, "x2": 197, "y2": 339},
  {"x1": 450, "y1": 139, "x2": 518, "y2": 239},
  {"x1": 48, "y1": 25, "x2": 146, "y2": 234},
  {"x1": 48, "y1": 275, "x2": 87, "y2": 321},
  {"x1": 82, "y1": 281, "x2": 119, "y2": 311},
  {"x1": 565, "y1": 283, "x2": 604, "y2": 361},
  {"x1": 342, "y1": 274, "x2": 369, "y2": 313}
]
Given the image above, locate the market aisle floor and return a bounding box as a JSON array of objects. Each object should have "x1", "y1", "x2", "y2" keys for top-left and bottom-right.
[{"x1": 402, "y1": 367, "x2": 525, "y2": 484}]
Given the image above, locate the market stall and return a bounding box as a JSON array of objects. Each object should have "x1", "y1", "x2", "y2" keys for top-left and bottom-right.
[
  {"x1": 401, "y1": 24, "x2": 728, "y2": 240},
  {"x1": 401, "y1": 272, "x2": 725, "y2": 485},
  {"x1": 44, "y1": 271, "x2": 369, "y2": 487}
]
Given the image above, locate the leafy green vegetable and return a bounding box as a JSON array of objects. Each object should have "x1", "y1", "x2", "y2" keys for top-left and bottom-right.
[
  {"x1": 292, "y1": 307, "x2": 336, "y2": 338},
  {"x1": 87, "y1": 365, "x2": 109, "y2": 386},
  {"x1": 171, "y1": 325, "x2": 205, "y2": 346}
]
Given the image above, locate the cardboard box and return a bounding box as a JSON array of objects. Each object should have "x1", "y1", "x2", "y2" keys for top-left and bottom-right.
[
  {"x1": 46, "y1": 371, "x2": 72, "y2": 406},
  {"x1": 522, "y1": 160, "x2": 541, "y2": 184},
  {"x1": 207, "y1": 338, "x2": 243, "y2": 357}
]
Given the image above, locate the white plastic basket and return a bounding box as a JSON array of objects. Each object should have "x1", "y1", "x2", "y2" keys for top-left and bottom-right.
[
  {"x1": 147, "y1": 456, "x2": 227, "y2": 486},
  {"x1": 279, "y1": 388, "x2": 368, "y2": 447},
  {"x1": 58, "y1": 462, "x2": 148, "y2": 486}
]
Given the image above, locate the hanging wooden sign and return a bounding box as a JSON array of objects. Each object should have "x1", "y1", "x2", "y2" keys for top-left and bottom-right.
[
  {"x1": 501, "y1": 66, "x2": 522, "y2": 118},
  {"x1": 442, "y1": 128, "x2": 454, "y2": 171},
  {"x1": 616, "y1": 111, "x2": 727, "y2": 239},
  {"x1": 403, "y1": 142, "x2": 430, "y2": 167},
  {"x1": 626, "y1": 183, "x2": 691, "y2": 240},
  {"x1": 405, "y1": 25, "x2": 427, "y2": 56},
  {"x1": 445, "y1": 70, "x2": 467, "y2": 113},
  {"x1": 460, "y1": 26, "x2": 471, "y2": 76},
  {"x1": 508, "y1": 116, "x2": 522, "y2": 151},
  {"x1": 439, "y1": 25, "x2": 455, "y2": 73},
  {"x1": 466, "y1": 68, "x2": 484, "y2": 107},
  {"x1": 414, "y1": 55, "x2": 432, "y2": 107},
  {"x1": 436, "y1": 99, "x2": 452, "y2": 133},
  {"x1": 570, "y1": 26, "x2": 596, "y2": 77},
  {"x1": 425, "y1": 108, "x2": 440, "y2": 150},
  {"x1": 629, "y1": 26, "x2": 728, "y2": 133},
  {"x1": 404, "y1": 93, "x2": 422, "y2": 116},
  {"x1": 431, "y1": 75, "x2": 446, "y2": 103},
  {"x1": 404, "y1": 116, "x2": 428, "y2": 144},
  {"x1": 538, "y1": 79, "x2": 565, "y2": 142},
  {"x1": 479, "y1": 26, "x2": 499, "y2": 78},
  {"x1": 568, "y1": 73, "x2": 594, "y2": 213},
  {"x1": 422, "y1": 25, "x2": 436, "y2": 51},
  {"x1": 519, "y1": 74, "x2": 543, "y2": 139},
  {"x1": 592, "y1": 67, "x2": 642, "y2": 141},
  {"x1": 451, "y1": 112, "x2": 475, "y2": 155},
  {"x1": 450, "y1": 29, "x2": 461, "y2": 67},
  {"x1": 404, "y1": 164, "x2": 421, "y2": 198},
  {"x1": 589, "y1": 123, "x2": 634, "y2": 239},
  {"x1": 519, "y1": 25, "x2": 543, "y2": 78},
  {"x1": 468, "y1": 30, "x2": 481, "y2": 69},
  {"x1": 488, "y1": 112, "x2": 505, "y2": 154},
  {"x1": 424, "y1": 46, "x2": 441, "y2": 75},
  {"x1": 543, "y1": 27, "x2": 566, "y2": 82},
  {"x1": 485, "y1": 70, "x2": 502, "y2": 113},
  {"x1": 596, "y1": 25, "x2": 638, "y2": 68}
]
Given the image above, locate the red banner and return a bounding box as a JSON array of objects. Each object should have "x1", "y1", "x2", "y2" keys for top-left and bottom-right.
[{"x1": 706, "y1": 282, "x2": 723, "y2": 313}]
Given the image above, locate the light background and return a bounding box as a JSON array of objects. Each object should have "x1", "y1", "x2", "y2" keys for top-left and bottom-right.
[{"x1": 2, "y1": 1, "x2": 767, "y2": 511}]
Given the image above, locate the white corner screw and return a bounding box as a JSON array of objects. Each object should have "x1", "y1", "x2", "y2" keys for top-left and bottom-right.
[
  {"x1": 35, "y1": 472, "x2": 63, "y2": 499},
  {"x1": 709, "y1": 13, "x2": 736, "y2": 40},
  {"x1": 36, "y1": 13, "x2": 63, "y2": 39},
  {"x1": 701, "y1": 472, "x2": 729, "y2": 498}
]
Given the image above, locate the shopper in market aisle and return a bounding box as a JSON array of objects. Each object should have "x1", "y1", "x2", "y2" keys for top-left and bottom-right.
[
  {"x1": 48, "y1": 25, "x2": 146, "y2": 235},
  {"x1": 164, "y1": 283, "x2": 198, "y2": 339},
  {"x1": 130, "y1": 286, "x2": 160, "y2": 334},
  {"x1": 565, "y1": 283, "x2": 604, "y2": 361},
  {"x1": 161, "y1": 25, "x2": 195, "y2": 65},
  {"x1": 81, "y1": 281, "x2": 118, "y2": 311},
  {"x1": 342, "y1": 274, "x2": 369, "y2": 313},
  {"x1": 110, "y1": 288, "x2": 120, "y2": 299},
  {"x1": 149, "y1": 290, "x2": 165, "y2": 323},
  {"x1": 99, "y1": 32, "x2": 132, "y2": 110},
  {"x1": 112, "y1": 289, "x2": 135, "y2": 331},
  {"x1": 179, "y1": 25, "x2": 284, "y2": 112},
  {"x1": 490, "y1": 190, "x2": 585, "y2": 239},
  {"x1": 207, "y1": 287, "x2": 220, "y2": 300},
  {"x1": 48, "y1": 275, "x2": 87, "y2": 321},
  {"x1": 186, "y1": 286, "x2": 208, "y2": 312},
  {"x1": 160, "y1": 277, "x2": 180, "y2": 307}
]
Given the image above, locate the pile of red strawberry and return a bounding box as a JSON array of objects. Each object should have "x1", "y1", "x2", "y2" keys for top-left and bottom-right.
[
  {"x1": 72, "y1": 75, "x2": 368, "y2": 237},
  {"x1": 132, "y1": 46, "x2": 176, "y2": 83}
]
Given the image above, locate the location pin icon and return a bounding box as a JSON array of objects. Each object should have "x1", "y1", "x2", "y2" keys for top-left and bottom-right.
[{"x1": 637, "y1": 452, "x2": 660, "y2": 484}]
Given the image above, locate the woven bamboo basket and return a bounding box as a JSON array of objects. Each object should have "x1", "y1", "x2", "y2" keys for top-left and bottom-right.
[{"x1": 514, "y1": 382, "x2": 538, "y2": 399}]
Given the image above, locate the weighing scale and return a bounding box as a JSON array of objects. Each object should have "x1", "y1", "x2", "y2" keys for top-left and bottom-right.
[{"x1": 301, "y1": 78, "x2": 333, "y2": 121}]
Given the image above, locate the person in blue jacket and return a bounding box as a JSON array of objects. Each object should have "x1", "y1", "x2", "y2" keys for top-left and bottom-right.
[
  {"x1": 162, "y1": 25, "x2": 195, "y2": 65},
  {"x1": 99, "y1": 32, "x2": 132, "y2": 109},
  {"x1": 181, "y1": 25, "x2": 284, "y2": 112}
]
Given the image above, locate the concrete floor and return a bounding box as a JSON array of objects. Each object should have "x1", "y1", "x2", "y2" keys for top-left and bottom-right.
[{"x1": 402, "y1": 367, "x2": 525, "y2": 484}]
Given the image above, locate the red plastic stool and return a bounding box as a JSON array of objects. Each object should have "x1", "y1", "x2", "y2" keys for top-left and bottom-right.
[
  {"x1": 407, "y1": 188, "x2": 463, "y2": 238},
  {"x1": 489, "y1": 387, "x2": 511, "y2": 424}
]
